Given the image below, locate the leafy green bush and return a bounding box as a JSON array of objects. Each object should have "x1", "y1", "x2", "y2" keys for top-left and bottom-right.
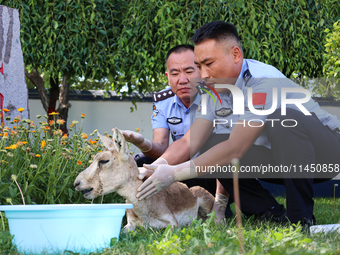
[
  {"x1": 0, "y1": 108, "x2": 123, "y2": 205},
  {"x1": 324, "y1": 20, "x2": 340, "y2": 79}
]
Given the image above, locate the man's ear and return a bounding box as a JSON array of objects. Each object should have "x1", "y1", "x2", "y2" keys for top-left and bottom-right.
[
  {"x1": 165, "y1": 71, "x2": 171, "y2": 86},
  {"x1": 232, "y1": 46, "x2": 242, "y2": 64},
  {"x1": 112, "y1": 128, "x2": 129, "y2": 160},
  {"x1": 97, "y1": 131, "x2": 114, "y2": 149}
]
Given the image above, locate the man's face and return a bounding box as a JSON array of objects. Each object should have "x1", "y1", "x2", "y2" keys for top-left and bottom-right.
[
  {"x1": 194, "y1": 39, "x2": 242, "y2": 81},
  {"x1": 165, "y1": 50, "x2": 200, "y2": 101}
]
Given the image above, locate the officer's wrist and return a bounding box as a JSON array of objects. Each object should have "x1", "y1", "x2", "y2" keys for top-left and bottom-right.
[
  {"x1": 140, "y1": 139, "x2": 152, "y2": 152},
  {"x1": 152, "y1": 157, "x2": 168, "y2": 165},
  {"x1": 173, "y1": 160, "x2": 198, "y2": 182}
]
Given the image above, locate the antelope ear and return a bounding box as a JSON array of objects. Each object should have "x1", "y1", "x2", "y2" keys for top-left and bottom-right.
[
  {"x1": 97, "y1": 131, "x2": 114, "y2": 149},
  {"x1": 112, "y1": 128, "x2": 129, "y2": 160}
]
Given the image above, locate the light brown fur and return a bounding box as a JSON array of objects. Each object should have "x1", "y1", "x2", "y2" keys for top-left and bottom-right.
[{"x1": 74, "y1": 128, "x2": 214, "y2": 231}]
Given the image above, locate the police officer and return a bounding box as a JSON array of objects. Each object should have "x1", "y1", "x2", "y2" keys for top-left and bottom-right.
[
  {"x1": 136, "y1": 21, "x2": 340, "y2": 227},
  {"x1": 121, "y1": 45, "x2": 200, "y2": 166},
  {"x1": 122, "y1": 44, "x2": 233, "y2": 222},
  {"x1": 121, "y1": 45, "x2": 222, "y2": 197}
]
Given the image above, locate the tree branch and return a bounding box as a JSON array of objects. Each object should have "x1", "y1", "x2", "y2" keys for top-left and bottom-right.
[{"x1": 25, "y1": 69, "x2": 49, "y2": 113}]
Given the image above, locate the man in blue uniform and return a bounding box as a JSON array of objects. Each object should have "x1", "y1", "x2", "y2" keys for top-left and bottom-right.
[
  {"x1": 121, "y1": 45, "x2": 200, "y2": 166},
  {"x1": 136, "y1": 21, "x2": 340, "y2": 227},
  {"x1": 122, "y1": 44, "x2": 233, "y2": 221}
]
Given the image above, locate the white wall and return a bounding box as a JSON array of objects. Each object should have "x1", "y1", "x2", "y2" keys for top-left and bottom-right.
[{"x1": 28, "y1": 99, "x2": 154, "y2": 144}]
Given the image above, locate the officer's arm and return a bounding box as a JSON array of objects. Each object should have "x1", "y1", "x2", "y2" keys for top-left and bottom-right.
[
  {"x1": 160, "y1": 118, "x2": 214, "y2": 165},
  {"x1": 193, "y1": 121, "x2": 265, "y2": 176},
  {"x1": 142, "y1": 128, "x2": 170, "y2": 159}
]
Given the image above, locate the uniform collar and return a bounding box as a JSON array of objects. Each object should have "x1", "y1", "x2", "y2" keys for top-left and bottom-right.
[
  {"x1": 173, "y1": 93, "x2": 201, "y2": 109},
  {"x1": 235, "y1": 59, "x2": 248, "y2": 89}
]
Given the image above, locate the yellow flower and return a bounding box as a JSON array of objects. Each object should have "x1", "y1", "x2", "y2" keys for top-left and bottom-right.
[
  {"x1": 1, "y1": 160, "x2": 8, "y2": 163},
  {"x1": 49, "y1": 112, "x2": 59, "y2": 115},
  {"x1": 41, "y1": 141, "x2": 46, "y2": 149},
  {"x1": 17, "y1": 108, "x2": 25, "y2": 112},
  {"x1": 35, "y1": 154, "x2": 41, "y2": 158},
  {"x1": 5, "y1": 144, "x2": 17, "y2": 150}
]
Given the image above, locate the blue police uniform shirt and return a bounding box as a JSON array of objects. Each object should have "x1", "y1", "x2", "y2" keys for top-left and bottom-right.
[
  {"x1": 196, "y1": 91, "x2": 239, "y2": 134},
  {"x1": 197, "y1": 59, "x2": 340, "y2": 148},
  {"x1": 151, "y1": 89, "x2": 201, "y2": 141}
]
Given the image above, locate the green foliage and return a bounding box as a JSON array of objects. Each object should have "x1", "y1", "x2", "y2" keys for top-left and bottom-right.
[
  {"x1": 2, "y1": 0, "x2": 128, "y2": 91},
  {"x1": 324, "y1": 19, "x2": 340, "y2": 78},
  {"x1": 115, "y1": 0, "x2": 340, "y2": 85},
  {"x1": 3, "y1": 0, "x2": 340, "y2": 94},
  {"x1": 318, "y1": 19, "x2": 340, "y2": 98},
  {"x1": 0, "y1": 109, "x2": 124, "y2": 205}
]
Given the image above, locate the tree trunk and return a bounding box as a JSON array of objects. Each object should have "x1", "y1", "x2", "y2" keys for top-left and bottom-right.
[
  {"x1": 56, "y1": 76, "x2": 71, "y2": 134},
  {"x1": 25, "y1": 69, "x2": 49, "y2": 113},
  {"x1": 48, "y1": 76, "x2": 59, "y2": 119}
]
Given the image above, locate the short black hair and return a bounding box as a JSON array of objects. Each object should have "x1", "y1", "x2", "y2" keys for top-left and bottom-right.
[
  {"x1": 190, "y1": 21, "x2": 241, "y2": 45},
  {"x1": 166, "y1": 44, "x2": 194, "y2": 62}
]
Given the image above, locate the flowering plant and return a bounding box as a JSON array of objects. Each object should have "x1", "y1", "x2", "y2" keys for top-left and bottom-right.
[{"x1": 0, "y1": 109, "x2": 123, "y2": 205}]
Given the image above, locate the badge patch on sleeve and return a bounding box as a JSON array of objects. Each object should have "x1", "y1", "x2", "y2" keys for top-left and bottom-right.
[
  {"x1": 252, "y1": 93, "x2": 267, "y2": 105},
  {"x1": 167, "y1": 117, "x2": 182, "y2": 125}
]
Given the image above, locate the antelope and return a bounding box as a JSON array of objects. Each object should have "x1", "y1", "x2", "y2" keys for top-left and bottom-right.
[{"x1": 74, "y1": 128, "x2": 214, "y2": 231}]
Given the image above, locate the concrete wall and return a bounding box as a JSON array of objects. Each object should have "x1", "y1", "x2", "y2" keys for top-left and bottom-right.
[
  {"x1": 28, "y1": 99, "x2": 154, "y2": 147},
  {"x1": 29, "y1": 99, "x2": 340, "y2": 139}
]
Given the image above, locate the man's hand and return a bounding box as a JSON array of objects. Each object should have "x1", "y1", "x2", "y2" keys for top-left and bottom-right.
[
  {"x1": 210, "y1": 193, "x2": 229, "y2": 224},
  {"x1": 136, "y1": 164, "x2": 176, "y2": 200},
  {"x1": 119, "y1": 129, "x2": 152, "y2": 152},
  {"x1": 136, "y1": 161, "x2": 196, "y2": 200},
  {"x1": 138, "y1": 157, "x2": 168, "y2": 180},
  {"x1": 138, "y1": 167, "x2": 154, "y2": 181}
]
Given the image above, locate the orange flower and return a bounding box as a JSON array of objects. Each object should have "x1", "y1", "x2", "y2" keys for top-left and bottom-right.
[
  {"x1": 62, "y1": 134, "x2": 68, "y2": 139},
  {"x1": 49, "y1": 120, "x2": 54, "y2": 125},
  {"x1": 3, "y1": 109, "x2": 10, "y2": 113},
  {"x1": 16, "y1": 141, "x2": 27, "y2": 146},
  {"x1": 135, "y1": 128, "x2": 140, "y2": 132},
  {"x1": 56, "y1": 119, "x2": 65, "y2": 125},
  {"x1": 81, "y1": 113, "x2": 86, "y2": 118},
  {"x1": 81, "y1": 133, "x2": 88, "y2": 139},
  {"x1": 3, "y1": 132, "x2": 8, "y2": 137},
  {"x1": 17, "y1": 108, "x2": 25, "y2": 112},
  {"x1": 45, "y1": 126, "x2": 50, "y2": 130},
  {"x1": 53, "y1": 129, "x2": 63, "y2": 136},
  {"x1": 41, "y1": 141, "x2": 46, "y2": 149},
  {"x1": 89, "y1": 139, "x2": 97, "y2": 144},
  {"x1": 69, "y1": 123, "x2": 74, "y2": 128},
  {"x1": 77, "y1": 160, "x2": 82, "y2": 165},
  {"x1": 49, "y1": 112, "x2": 59, "y2": 115},
  {"x1": 13, "y1": 126, "x2": 16, "y2": 130}
]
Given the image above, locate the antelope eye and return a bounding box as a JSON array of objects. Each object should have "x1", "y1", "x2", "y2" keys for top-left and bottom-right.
[{"x1": 99, "y1": 160, "x2": 109, "y2": 165}]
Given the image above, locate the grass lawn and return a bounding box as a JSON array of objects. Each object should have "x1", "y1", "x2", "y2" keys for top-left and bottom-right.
[{"x1": 1, "y1": 197, "x2": 339, "y2": 254}]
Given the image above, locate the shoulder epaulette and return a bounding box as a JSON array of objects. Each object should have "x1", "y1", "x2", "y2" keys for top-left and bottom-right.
[
  {"x1": 243, "y1": 69, "x2": 252, "y2": 86},
  {"x1": 153, "y1": 89, "x2": 175, "y2": 102}
]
